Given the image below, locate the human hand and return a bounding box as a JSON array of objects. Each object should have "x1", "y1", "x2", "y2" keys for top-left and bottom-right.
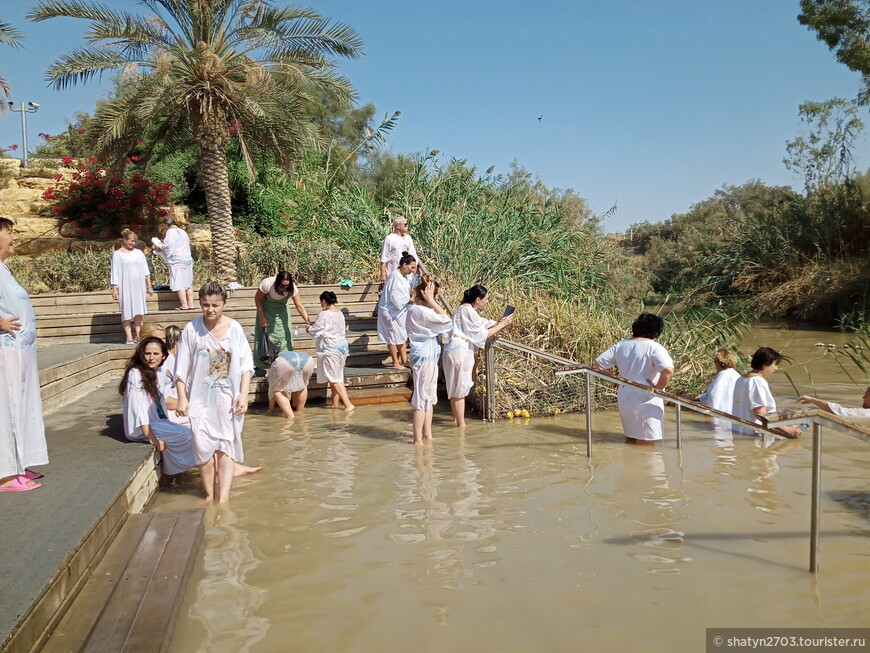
[
  {"x1": 0, "y1": 316, "x2": 21, "y2": 337},
  {"x1": 260, "y1": 318, "x2": 269, "y2": 329},
  {"x1": 501, "y1": 314, "x2": 514, "y2": 325},
  {"x1": 781, "y1": 425, "x2": 802, "y2": 439},
  {"x1": 175, "y1": 398, "x2": 188, "y2": 417},
  {"x1": 798, "y1": 395, "x2": 815, "y2": 405},
  {"x1": 147, "y1": 287, "x2": 154, "y2": 296},
  {"x1": 112, "y1": 288, "x2": 119, "y2": 301},
  {"x1": 232, "y1": 394, "x2": 249, "y2": 416}
]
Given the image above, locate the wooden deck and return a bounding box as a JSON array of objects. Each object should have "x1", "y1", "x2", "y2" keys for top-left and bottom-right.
[{"x1": 41, "y1": 510, "x2": 204, "y2": 653}]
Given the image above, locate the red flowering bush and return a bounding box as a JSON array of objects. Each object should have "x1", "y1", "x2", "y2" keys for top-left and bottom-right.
[{"x1": 42, "y1": 158, "x2": 173, "y2": 237}]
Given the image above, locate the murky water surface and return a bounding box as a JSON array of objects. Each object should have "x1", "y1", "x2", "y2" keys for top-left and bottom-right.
[{"x1": 155, "y1": 326, "x2": 870, "y2": 652}]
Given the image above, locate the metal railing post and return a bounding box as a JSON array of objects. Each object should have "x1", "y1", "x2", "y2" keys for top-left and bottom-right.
[
  {"x1": 484, "y1": 339, "x2": 495, "y2": 421},
  {"x1": 585, "y1": 370, "x2": 593, "y2": 458},
  {"x1": 675, "y1": 404, "x2": 682, "y2": 449},
  {"x1": 810, "y1": 422, "x2": 822, "y2": 573}
]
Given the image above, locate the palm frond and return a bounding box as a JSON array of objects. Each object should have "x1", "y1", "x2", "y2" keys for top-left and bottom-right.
[
  {"x1": 0, "y1": 21, "x2": 24, "y2": 48},
  {"x1": 45, "y1": 46, "x2": 136, "y2": 90}
]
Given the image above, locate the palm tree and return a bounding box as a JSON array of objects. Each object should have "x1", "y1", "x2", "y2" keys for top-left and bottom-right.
[
  {"x1": 29, "y1": 0, "x2": 363, "y2": 282},
  {"x1": 0, "y1": 21, "x2": 24, "y2": 101}
]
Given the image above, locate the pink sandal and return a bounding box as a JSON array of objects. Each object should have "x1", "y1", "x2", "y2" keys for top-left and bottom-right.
[
  {"x1": 0, "y1": 475, "x2": 41, "y2": 492},
  {"x1": 22, "y1": 469, "x2": 44, "y2": 481}
]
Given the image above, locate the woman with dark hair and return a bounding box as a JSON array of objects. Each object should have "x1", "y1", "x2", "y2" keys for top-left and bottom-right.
[
  {"x1": 119, "y1": 337, "x2": 195, "y2": 475},
  {"x1": 308, "y1": 291, "x2": 353, "y2": 410},
  {"x1": 175, "y1": 282, "x2": 255, "y2": 502},
  {"x1": 406, "y1": 275, "x2": 453, "y2": 444},
  {"x1": 731, "y1": 347, "x2": 801, "y2": 438},
  {"x1": 253, "y1": 270, "x2": 310, "y2": 371},
  {"x1": 595, "y1": 313, "x2": 675, "y2": 443},
  {"x1": 443, "y1": 284, "x2": 514, "y2": 427},
  {"x1": 377, "y1": 252, "x2": 417, "y2": 369},
  {"x1": 0, "y1": 217, "x2": 48, "y2": 491}
]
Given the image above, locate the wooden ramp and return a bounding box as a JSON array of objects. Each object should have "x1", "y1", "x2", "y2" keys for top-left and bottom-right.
[{"x1": 42, "y1": 510, "x2": 204, "y2": 653}]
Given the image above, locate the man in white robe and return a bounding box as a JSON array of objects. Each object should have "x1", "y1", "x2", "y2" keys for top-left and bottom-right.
[
  {"x1": 379, "y1": 216, "x2": 419, "y2": 283},
  {"x1": 799, "y1": 388, "x2": 870, "y2": 418}
]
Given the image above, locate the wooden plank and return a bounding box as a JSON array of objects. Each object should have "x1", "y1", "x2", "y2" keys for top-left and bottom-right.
[
  {"x1": 120, "y1": 510, "x2": 204, "y2": 653},
  {"x1": 41, "y1": 516, "x2": 154, "y2": 653},
  {"x1": 80, "y1": 513, "x2": 178, "y2": 653}
]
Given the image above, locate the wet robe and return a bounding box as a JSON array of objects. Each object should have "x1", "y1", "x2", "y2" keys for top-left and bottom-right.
[
  {"x1": 377, "y1": 270, "x2": 411, "y2": 346},
  {"x1": 699, "y1": 368, "x2": 741, "y2": 413},
  {"x1": 0, "y1": 261, "x2": 48, "y2": 479},
  {"x1": 407, "y1": 304, "x2": 452, "y2": 411},
  {"x1": 110, "y1": 248, "x2": 150, "y2": 322},
  {"x1": 443, "y1": 303, "x2": 495, "y2": 399},
  {"x1": 308, "y1": 309, "x2": 350, "y2": 384},
  {"x1": 266, "y1": 351, "x2": 315, "y2": 400},
  {"x1": 596, "y1": 339, "x2": 674, "y2": 441},
  {"x1": 161, "y1": 227, "x2": 193, "y2": 291},
  {"x1": 174, "y1": 318, "x2": 254, "y2": 465}
]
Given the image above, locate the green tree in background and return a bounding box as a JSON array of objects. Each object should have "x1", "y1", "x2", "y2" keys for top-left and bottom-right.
[
  {"x1": 0, "y1": 20, "x2": 23, "y2": 101},
  {"x1": 29, "y1": 0, "x2": 363, "y2": 282}
]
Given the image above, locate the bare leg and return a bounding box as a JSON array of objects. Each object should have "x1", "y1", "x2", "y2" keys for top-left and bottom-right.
[
  {"x1": 292, "y1": 387, "x2": 308, "y2": 412},
  {"x1": 214, "y1": 451, "x2": 235, "y2": 503},
  {"x1": 274, "y1": 391, "x2": 295, "y2": 419},
  {"x1": 388, "y1": 344, "x2": 402, "y2": 369},
  {"x1": 200, "y1": 457, "x2": 216, "y2": 501},
  {"x1": 412, "y1": 409, "x2": 426, "y2": 445},
  {"x1": 268, "y1": 396, "x2": 276, "y2": 412},
  {"x1": 176, "y1": 288, "x2": 188, "y2": 309},
  {"x1": 449, "y1": 397, "x2": 466, "y2": 428},
  {"x1": 132, "y1": 314, "x2": 144, "y2": 340},
  {"x1": 331, "y1": 382, "x2": 355, "y2": 411},
  {"x1": 122, "y1": 320, "x2": 133, "y2": 342},
  {"x1": 234, "y1": 462, "x2": 261, "y2": 476},
  {"x1": 186, "y1": 288, "x2": 194, "y2": 309},
  {"x1": 423, "y1": 407, "x2": 435, "y2": 441},
  {"x1": 625, "y1": 437, "x2": 657, "y2": 445},
  {"x1": 399, "y1": 343, "x2": 409, "y2": 367}
]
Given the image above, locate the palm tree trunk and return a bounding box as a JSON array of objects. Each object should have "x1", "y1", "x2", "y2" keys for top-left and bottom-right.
[{"x1": 198, "y1": 133, "x2": 237, "y2": 284}]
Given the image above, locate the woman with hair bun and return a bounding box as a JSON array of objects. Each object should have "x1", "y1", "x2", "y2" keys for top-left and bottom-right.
[
  {"x1": 111, "y1": 229, "x2": 153, "y2": 344},
  {"x1": 308, "y1": 291, "x2": 353, "y2": 410},
  {"x1": 406, "y1": 275, "x2": 453, "y2": 444},
  {"x1": 377, "y1": 251, "x2": 417, "y2": 369},
  {"x1": 443, "y1": 284, "x2": 514, "y2": 427},
  {"x1": 595, "y1": 313, "x2": 675, "y2": 444}
]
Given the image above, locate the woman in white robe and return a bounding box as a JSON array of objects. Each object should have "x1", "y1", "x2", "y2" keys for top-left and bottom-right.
[
  {"x1": 699, "y1": 349, "x2": 741, "y2": 413},
  {"x1": 308, "y1": 291, "x2": 354, "y2": 410},
  {"x1": 731, "y1": 347, "x2": 801, "y2": 439},
  {"x1": 153, "y1": 217, "x2": 194, "y2": 309},
  {"x1": 407, "y1": 275, "x2": 453, "y2": 445},
  {"x1": 175, "y1": 283, "x2": 254, "y2": 503},
  {"x1": 443, "y1": 284, "x2": 514, "y2": 427},
  {"x1": 377, "y1": 252, "x2": 417, "y2": 369},
  {"x1": 111, "y1": 229, "x2": 153, "y2": 344},
  {"x1": 120, "y1": 337, "x2": 195, "y2": 475},
  {"x1": 0, "y1": 218, "x2": 48, "y2": 491},
  {"x1": 267, "y1": 351, "x2": 315, "y2": 418},
  {"x1": 595, "y1": 313, "x2": 675, "y2": 443}
]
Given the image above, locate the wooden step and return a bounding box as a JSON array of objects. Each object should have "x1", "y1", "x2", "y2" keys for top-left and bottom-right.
[{"x1": 41, "y1": 509, "x2": 204, "y2": 653}]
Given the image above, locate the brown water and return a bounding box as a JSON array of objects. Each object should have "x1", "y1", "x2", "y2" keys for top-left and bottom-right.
[{"x1": 154, "y1": 326, "x2": 870, "y2": 653}]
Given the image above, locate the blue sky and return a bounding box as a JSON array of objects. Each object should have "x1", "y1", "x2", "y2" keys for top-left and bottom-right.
[{"x1": 1, "y1": 0, "x2": 867, "y2": 232}]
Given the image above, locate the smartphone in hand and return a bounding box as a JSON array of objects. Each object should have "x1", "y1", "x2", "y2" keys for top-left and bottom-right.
[{"x1": 503, "y1": 305, "x2": 516, "y2": 318}]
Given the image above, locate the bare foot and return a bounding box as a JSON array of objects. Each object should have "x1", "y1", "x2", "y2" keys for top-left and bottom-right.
[
  {"x1": 391, "y1": 364, "x2": 404, "y2": 370},
  {"x1": 234, "y1": 464, "x2": 262, "y2": 476},
  {"x1": 344, "y1": 404, "x2": 356, "y2": 412}
]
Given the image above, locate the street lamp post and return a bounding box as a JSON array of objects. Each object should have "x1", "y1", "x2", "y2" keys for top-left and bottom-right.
[{"x1": 7, "y1": 101, "x2": 40, "y2": 169}]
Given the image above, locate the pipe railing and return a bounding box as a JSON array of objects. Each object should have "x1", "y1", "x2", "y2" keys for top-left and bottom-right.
[{"x1": 551, "y1": 363, "x2": 870, "y2": 573}]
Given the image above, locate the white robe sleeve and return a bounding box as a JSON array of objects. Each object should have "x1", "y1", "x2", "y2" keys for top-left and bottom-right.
[
  {"x1": 110, "y1": 251, "x2": 120, "y2": 286},
  {"x1": 173, "y1": 322, "x2": 196, "y2": 386},
  {"x1": 596, "y1": 343, "x2": 619, "y2": 370},
  {"x1": 308, "y1": 311, "x2": 327, "y2": 340},
  {"x1": 386, "y1": 272, "x2": 410, "y2": 312},
  {"x1": 124, "y1": 368, "x2": 152, "y2": 439},
  {"x1": 232, "y1": 321, "x2": 254, "y2": 375},
  {"x1": 828, "y1": 403, "x2": 870, "y2": 417},
  {"x1": 380, "y1": 236, "x2": 392, "y2": 264},
  {"x1": 421, "y1": 308, "x2": 452, "y2": 334},
  {"x1": 747, "y1": 377, "x2": 776, "y2": 413},
  {"x1": 651, "y1": 344, "x2": 674, "y2": 373},
  {"x1": 456, "y1": 305, "x2": 495, "y2": 350},
  {"x1": 138, "y1": 250, "x2": 151, "y2": 278},
  {"x1": 407, "y1": 236, "x2": 418, "y2": 263}
]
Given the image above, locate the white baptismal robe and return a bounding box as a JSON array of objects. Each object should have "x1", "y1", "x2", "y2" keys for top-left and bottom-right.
[
  {"x1": 699, "y1": 368, "x2": 741, "y2": 413},
  {"x1": 377, "y1": 270, "x2": 411, "y2": 345},
  {"x1": 0, "y1": 261, "x2": 48, "y2": 478},
  {"x1": 123, "y1": 368, "x2": 195, "y2": 475},
  {"x1": 443, "y1": 304, "x2": 495, "y2": 399},
  {"x1": 731, "y1": 375, "x2": 776, "y2": 435},
  {"x1": 828, "y1": 403, "x2": 870, "y2": 418},
  {"x1": 407, "y1": 304, "x2": 452, "y2": 411},
  {"x1": 308, "y1": 309, "x2": 349, "y2": 384},
  {"x1": 380, "y1": 233, "x2": 418, "y2": 279},
  {"x1": 162, "y1": 227, "x2": 193, "y2": 291},
  {"x1": 110, "y1": 248, "x2": 150, "y2": 321},
  {"x1": 174, "y1": 318, "x2": 254, "y2": 465},
  {"x1": 596, "y1": 339, "x2": 674, "y2": 441}
]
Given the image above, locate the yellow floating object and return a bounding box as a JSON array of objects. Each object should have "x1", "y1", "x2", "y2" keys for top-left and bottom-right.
[
  {"x1": 506, "y1": 412, "x2": 514, "y2": 419},
  {"x1": 522, "y1": 410, "x2": 531, "y2": 418},
  {"x1": 554, "y1": 408, "x2": 561, "y2": 415}
]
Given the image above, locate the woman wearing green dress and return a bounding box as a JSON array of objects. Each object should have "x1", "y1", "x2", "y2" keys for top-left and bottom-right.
[{"x1": 253, "y1": 271, "x2": 311, "y2": 371}]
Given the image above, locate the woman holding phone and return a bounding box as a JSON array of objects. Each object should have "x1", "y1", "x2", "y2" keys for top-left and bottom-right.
[{"x1": 443, "y1": 284, "x2": 514, "y2": 427}]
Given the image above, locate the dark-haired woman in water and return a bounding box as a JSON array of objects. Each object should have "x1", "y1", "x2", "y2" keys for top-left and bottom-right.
[{"x1": 309, "y1": 291, "x2": 354, "y2": 410}]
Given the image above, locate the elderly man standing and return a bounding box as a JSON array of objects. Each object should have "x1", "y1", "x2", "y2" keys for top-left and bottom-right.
[
  {"x1": 799, "y1": 388, "x2": 870, "y2": 418},
  {"x1": 379, "y1": 215, "x2": 419, "y2": 283}
]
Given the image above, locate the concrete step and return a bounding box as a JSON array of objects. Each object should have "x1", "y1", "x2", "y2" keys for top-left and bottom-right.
[{"x1": 0, "y1": 187, "x2": 42, "y2": 202}]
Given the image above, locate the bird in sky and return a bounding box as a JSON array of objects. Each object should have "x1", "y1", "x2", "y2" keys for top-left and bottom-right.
[{"x1": 537, "y1": 114, "x2": 543, "y2": 122}]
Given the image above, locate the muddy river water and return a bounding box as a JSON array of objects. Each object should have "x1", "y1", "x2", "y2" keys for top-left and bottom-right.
[{"x1": 153, "y1": 325, "x2": 870, "y2": 652}]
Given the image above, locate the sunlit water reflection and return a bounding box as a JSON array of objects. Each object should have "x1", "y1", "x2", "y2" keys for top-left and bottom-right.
[{"x1": 153, "y1": 325, "x2": 870, "y2": 652}]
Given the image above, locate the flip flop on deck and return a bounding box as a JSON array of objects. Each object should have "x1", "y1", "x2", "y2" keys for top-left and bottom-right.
[{"x1": 0, "y1": 476, "x2": 41, "y2": 492}]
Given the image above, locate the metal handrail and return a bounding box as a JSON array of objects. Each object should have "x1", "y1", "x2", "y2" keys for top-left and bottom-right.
[{"x1": 552, "y1": 363, "x2": 870, "y2": 572}]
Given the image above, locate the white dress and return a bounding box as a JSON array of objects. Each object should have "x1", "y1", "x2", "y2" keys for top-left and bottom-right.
[
  {"x1": 110, "y1": 248, "x2": 150, "y2": 321},
  {"x1": 266, "y1": 351, "x2": 315, "y2": 400},
  {"x1": 308, "y1": 309, "x2": 350, "y2": 384},
  {"x1": 407, "y1": 304, "x2": 453, "y2": 411},
  {"x1": 596, "y1": 339, "x2": 674, "y2": 441},
  {"x1": 699, "y1": 368, "x2": 741, "y2": 413},
  {"x1": 377, "y1": 270, "x2": 411, "y2": 345},
  {"x1": 0, "y1": 261, "x2": 48, "y2": 479},
  {"x1": 380, "y1": 233, "x2": 418, "y2": 279},
  {"x1": 174, "y1": 318, "x2": 254, "y2": 465},
  {"x1": 162, "y1": 227, "x2": 193, "y2": 292},
  {"x1": 731, "y1": 375, "x2": 776, "y2": 435},
  {"x1": 122, "y1": 368, "x2": 195, "y2": 475},
  {"x1": 443, "y1": 304, "x2": 495, "y2": 399}
]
